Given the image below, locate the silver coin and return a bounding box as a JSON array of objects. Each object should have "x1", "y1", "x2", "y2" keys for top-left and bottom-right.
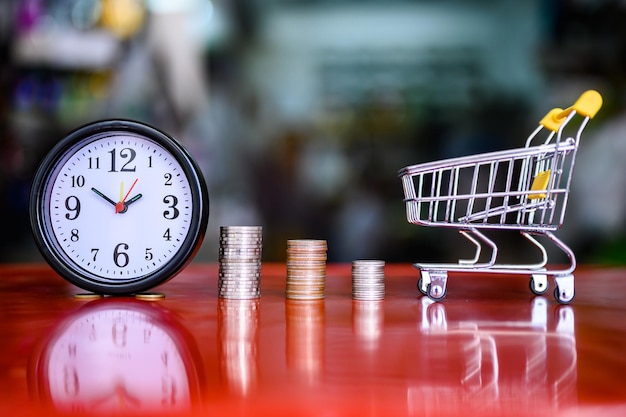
[
  {"x1": 352, "y1": 284, "x2": 385, "y2": 289},
  {"x1": 218, "y1": 285, "x2": 261, "y2": 293},
  {"x1": 220, "y1": 258, "x2": 262, "y2": 264},
  {"x1": 220, "y1": 243, "x2": 263, "y2": 250},
  {"x1": 220, "y1": 226, "x2": 262, "y2": 235},
  {"x1": 219, "y1": 276, "x2": 261, "y2": 282},
  {"x1": 219, "y1": 281, "x2": 260, "y2": 288},
  {"x1": 219, "y1": 277, "x2": 260, "y2": 283},
  {"x1": 352, "y1": 276, "x2": 384, "y2": 281},
  {"x1": 219, "y1": 270, "x2": 261, "y2": 276},
  {"x1": 219, "y1": 290, "x2": 261, "y2": 296},
  {"x1": 219, "y1": 277, "x2": 261, "y2": 283},
  {"x1": 220, "y1": 237, "x2": 262, "y2": 242},
  {"x1": 352, "y1": 284, "x2": 385, "y2": 300},
  {"x1": 219, "y1": 283, "x2": 261, "y2": 290},
  {"x1": 219, "y1": 261, "x2": 262, "y2": 268},
  {"x1": 219, "y1": 273, "x2": 261, "y2": 279},
  {"x1": 352, "y1": 260, "x2": 384, "y2": 264},
  {"x1": 219, "y1": 235, "x2": 262, "y2": 242},
  {"x1": 352, "y1": 285, "x2": 385, "y2": 292},
  {"x1": 219, "y1": 262, "x2": 262, "y2": 269},
  {"x1": 219, "y1": 272, "x2": 262, "y2": 279},
  {"x1": 352, "y1": 271, "x2": 385, "y2": 276},
  {"x1": 219, "y1": 293, "x2": 261, "y2": 300},
  {"x1": 352, "y1": 290, "x2": 385, "y2": 297},
  {"x1": 219, "y1": 248, "x2": 262, "y2": 254},
  {"x1": 352, "y1": 296, "x2": 385, "y2": 301},
  {"x1": 219, "y1": 268, "x2": 261, "y2": 273},
  {"x1": 219, "y1": 236, "x2": 262, "y2": 242},
  {"x1": 219, "y1": 284, "x2": 260, "y2": 291}
]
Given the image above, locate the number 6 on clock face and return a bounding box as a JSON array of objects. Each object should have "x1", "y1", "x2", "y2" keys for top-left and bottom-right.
[{"x1": 30, "y1": 120, "x2": 209, "y2": 295}]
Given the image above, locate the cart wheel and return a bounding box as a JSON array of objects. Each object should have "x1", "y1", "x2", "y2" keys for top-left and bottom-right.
[
  {"x1": 427, "y1": 283, "x2": 447, "y2": 301},
  {"x1": 554, "y1": 285, "x2": 575, "y2": 305},
  {"x1": 417, "y1": 277, "x2": 428, "y2": 296},
  {"x1": 529, "y1": 274, "x2": 548, "y2": 295}
]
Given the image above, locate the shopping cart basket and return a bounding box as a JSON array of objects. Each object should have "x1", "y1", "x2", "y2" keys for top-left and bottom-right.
[{"x1": 398, "y1": 90, "x2": 603, "y2": 304}]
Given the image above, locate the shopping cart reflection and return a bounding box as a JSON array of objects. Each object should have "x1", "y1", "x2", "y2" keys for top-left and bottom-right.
[{"x1": 409, "y1": 298, "x2": 577, "y2": 415}]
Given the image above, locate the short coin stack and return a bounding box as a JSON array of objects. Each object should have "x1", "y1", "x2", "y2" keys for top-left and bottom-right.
[
  {"x1": 285, "y1": 239, "x2": 327, "y2": 300},
  {"x1": 218, "y1": 226, "x2": 263, "y2": 299},
  {"x1": 351, "y1": 260, "x2": 385, "y2": 301}
]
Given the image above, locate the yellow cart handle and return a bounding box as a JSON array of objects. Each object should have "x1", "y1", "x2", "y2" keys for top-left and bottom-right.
[
  {"x1": 539, "y1": 90, "x2": 603, "y2": 132},
  {"x1": 540, "y1": 108, "x2": 566, "y2": 132}
]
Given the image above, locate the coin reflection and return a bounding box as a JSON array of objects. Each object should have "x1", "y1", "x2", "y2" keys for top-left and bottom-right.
[
  {"x1": 352, "y1": 300, "x2": 384, "y2": 351},
  {"x1": 29, "y1": 299, "x2": 202, "y2": 414},
  {"x1": 218, "y1": 298, "x2": 259, "y2": 396},
  {"x1": 285, "y1": 299, "x2": 325, "y2": 383}
]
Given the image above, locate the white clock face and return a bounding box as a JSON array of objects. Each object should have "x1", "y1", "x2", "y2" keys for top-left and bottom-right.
[
  {"x1": 43, "y1": 132, "x2": 193, "y2": 283},
  {"x1": 44, "y1": 305, "x2": 192, "y2": 413}
]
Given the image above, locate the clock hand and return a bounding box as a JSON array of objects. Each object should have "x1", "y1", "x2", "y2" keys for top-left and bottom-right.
[
  {"x1": 124, "y1": 193, "x2": 143, "y2": 208},
  {"x1": 116, "y1": 194, "x2": 142, "y2": 213},
  {"x1": 116, "y1": 179, "x2": 138, "y2": 214},
  {"x1": 91, "y1": 187, "x2": 117, "y2": 206}
]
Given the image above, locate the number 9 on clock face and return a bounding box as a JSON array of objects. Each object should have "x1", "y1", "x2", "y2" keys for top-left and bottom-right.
[{"x1": 30, "y1": 120, "x2": 209, "y2": 295}]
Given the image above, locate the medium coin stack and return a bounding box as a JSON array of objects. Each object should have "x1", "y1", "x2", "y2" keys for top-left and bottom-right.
[
  {"x1": 286, "y1": 239, "x2": 327, "y2": 300},
  {"x1": 351, "y1": 260, "x2": 385, "y2": 301},
  {"x1": 218, "y1": 226, "x2": 263, "y2": 299}
]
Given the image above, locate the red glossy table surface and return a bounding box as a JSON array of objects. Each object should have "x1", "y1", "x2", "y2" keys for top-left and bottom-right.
[{"x1": 1, "y1": 263, "x2": 626, "y2": 416}]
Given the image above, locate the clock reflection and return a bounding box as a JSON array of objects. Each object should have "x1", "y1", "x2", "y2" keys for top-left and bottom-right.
[{"x1": 29, "y1": 298, "x2": 203, "y2": 414}]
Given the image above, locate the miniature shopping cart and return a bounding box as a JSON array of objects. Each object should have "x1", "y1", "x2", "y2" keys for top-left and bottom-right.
[{"x1": 398, "y1": 90, "x2": 603, "y2": 304}]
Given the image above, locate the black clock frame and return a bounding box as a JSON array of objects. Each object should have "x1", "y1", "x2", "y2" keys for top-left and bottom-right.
[{"x1": 29, "y1": 119, "x2": 209, "y2": 295}]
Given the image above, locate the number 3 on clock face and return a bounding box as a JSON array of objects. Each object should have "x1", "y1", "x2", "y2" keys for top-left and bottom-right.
[{"x1": 30, "y1": 120, "x2": 209, "y2": 295}]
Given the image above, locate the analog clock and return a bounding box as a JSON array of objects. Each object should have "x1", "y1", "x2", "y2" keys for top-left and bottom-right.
[
  {"x1": 30, "y1": 120, "x2": 209, "y2": 295},
  {"x1": 29, "y1": 299, "x2": 203, "y2": 413}
]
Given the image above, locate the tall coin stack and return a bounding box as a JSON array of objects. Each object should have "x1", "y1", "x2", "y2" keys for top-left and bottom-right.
[
  {"x1": 218, "y1": 226, "x2": 263, "y2": 299},
  {"x1": 351, "y1": 260, "x2": 385, "y2": 301},
  {"x1": 286, "y1": 239, "x2": 327, "y2": 300}
]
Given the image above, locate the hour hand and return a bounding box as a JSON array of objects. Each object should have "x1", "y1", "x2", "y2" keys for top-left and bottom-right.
[
  {"x1": 118, "y1": 194, "x2": 143, "y2": 213},
  {"x1": 91, "y1": 187, "x2": 116, "y2": 206},
  {"x1": 125, "y1": 193, "x2": 143, "y2": 207}
]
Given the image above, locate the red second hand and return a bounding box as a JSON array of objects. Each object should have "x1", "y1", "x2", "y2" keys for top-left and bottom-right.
[{"x1": 115, "y1": 179, "x2": 138, "y2": 213}]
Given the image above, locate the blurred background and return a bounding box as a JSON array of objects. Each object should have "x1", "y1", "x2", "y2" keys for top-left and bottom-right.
[{"x1": 1, "y1": 0, "x2": 625, "y2": 265}]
